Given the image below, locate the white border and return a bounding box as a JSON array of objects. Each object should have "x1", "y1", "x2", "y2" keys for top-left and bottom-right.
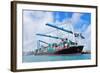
[{"x1": 17, "y1": 3, "x2": 96, "y2": 69}]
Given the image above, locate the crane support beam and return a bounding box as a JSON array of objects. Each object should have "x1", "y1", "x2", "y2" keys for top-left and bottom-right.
[{"x1": 39, "y1": 40, "x2": 48, "y2": 44}]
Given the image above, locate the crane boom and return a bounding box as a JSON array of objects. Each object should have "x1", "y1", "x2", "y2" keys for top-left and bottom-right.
[
  {"x1": 46, "y1": 23, "x2": 73, "y2": 34},
  {"x1": 36, "y1": 33, "x2": 62, "y2": 39},
  {"x1": 46, "y1": 23, "x2": 85, "y2": 39}
]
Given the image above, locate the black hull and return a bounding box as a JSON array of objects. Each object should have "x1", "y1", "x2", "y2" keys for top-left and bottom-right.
[{"x1": 54, "y1": 45, "x2": 83, "y2": 54}]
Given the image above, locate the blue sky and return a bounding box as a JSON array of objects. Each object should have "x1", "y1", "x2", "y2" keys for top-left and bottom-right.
[
  {"x1": 23, "y1": 10, "x2": 91, "y2": 52},
  {"x1": 53, "y1": 11, "x2": 91, "y2": 32},
  {"x1": 53, "y1": 12, "x2": 73, "y2": 22}
]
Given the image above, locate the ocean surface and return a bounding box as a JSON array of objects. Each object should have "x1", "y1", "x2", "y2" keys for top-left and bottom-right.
[{"x1": 22, "y1": 54, "x2": 91, "y2": 63}]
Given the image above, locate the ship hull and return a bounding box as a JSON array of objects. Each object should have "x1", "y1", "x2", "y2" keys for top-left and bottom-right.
[
  {"x1": 34, "y1": 46, "x2": 84, "y2": 55},
  {"x1": 54, "y1": 45, "x2": 83, "y2": 54}
]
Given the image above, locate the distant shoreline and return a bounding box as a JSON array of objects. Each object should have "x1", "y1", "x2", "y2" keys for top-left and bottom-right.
[{"x1": 81, "y1": 51, "x2": 91, "y2": 54}]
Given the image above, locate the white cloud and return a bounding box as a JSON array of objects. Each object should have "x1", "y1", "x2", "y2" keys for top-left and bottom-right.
[
  {"x1": 23, "y1": 11, "x2": 54, "y2": 52},
  {"x1": 71, "y1": 13, "x2": 83, "y2": 24},
  {"x1": 82, "y1": 24, "x2": 91, "y2": 51}
]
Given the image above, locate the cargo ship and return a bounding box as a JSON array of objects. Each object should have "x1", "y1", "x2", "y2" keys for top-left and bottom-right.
[
  {"x1": 34, "y1": 23, "x2": 85, "y2": 55},
  {"x1": 55, "y1": 45, "x2": 83, "y2": 54}
]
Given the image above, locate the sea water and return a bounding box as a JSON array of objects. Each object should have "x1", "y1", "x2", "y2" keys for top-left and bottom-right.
[{"x1": 22, "y1": 54, "x2": 91, "y2": 63}]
